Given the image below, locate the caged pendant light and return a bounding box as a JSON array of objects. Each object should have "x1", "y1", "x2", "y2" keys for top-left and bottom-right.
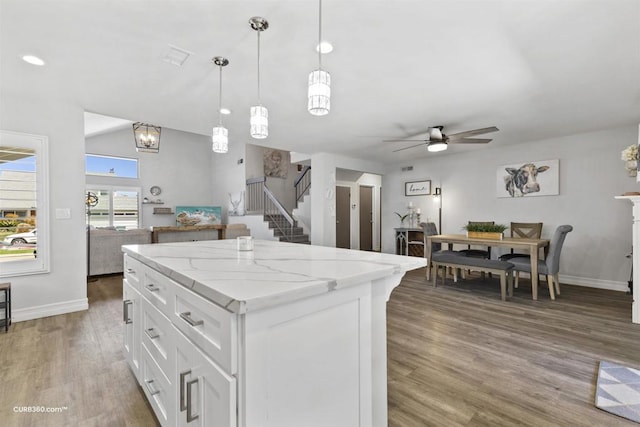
[
  {"x1": 212, "y1": 56, "x2": 229, "y2": 153},
  {"x1": 249, "y1": 17, "x2": 269, "y2": 139},
  {"x1": 308, "y1": 0, "x2": 330, "y2": 116}
]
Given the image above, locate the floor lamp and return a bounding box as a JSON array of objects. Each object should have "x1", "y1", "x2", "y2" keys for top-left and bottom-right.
[
  {"x1": 434, "y1": 187, "x2": 442, "y2": 234},
  {"x1": 86, "y1": 191, "x2": 99, "y2": 280}
]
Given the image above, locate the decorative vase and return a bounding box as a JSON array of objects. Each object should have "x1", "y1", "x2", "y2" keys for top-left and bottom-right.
[
  {"x1": 627, "y1": 160, "x2": 638, "y2": 177},
  {"x1": 466, "y1": 231, "x2": 503, "y2": 240}
]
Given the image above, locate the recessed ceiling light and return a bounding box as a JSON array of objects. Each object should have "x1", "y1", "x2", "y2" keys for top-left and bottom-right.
[
  {"x1": 22, "y1": 55, "x2": 45, "y2": 66},
  {"x1": 316, "y1": 41, "x2": 333, "y2": 54},
  {"x1": 220, "y1": 108, "x2": 231, "y2": 115}
]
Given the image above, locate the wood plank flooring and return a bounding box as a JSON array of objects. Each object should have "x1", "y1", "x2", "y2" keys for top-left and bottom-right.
[{"x1": 1, "y1": 270, "x2": 638, "y2": 426}]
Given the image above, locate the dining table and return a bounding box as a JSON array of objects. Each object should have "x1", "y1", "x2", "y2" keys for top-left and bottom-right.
[{"x1": 425, "y1": 234, "x2": 550, "y2": 300}]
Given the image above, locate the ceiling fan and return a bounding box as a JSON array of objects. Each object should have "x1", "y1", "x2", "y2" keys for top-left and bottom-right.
[{"x1": 385, "y1": 125, "x2": 499, "y2": 153}]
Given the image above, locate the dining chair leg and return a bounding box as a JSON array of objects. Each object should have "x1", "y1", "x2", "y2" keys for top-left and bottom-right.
[
  {"x1": 546, "y1": 274, "x2": 556, "y2": 300},
  {"x1": 507, "y1": 272, "x2": 513, "y2": 297},
  {"x1": 514, "y1": 271, "x2": 520, "y2": 289},
  {"x1": 432, "y1": 265, "x2": 438, "y2": 288},
  {"x1": 553, "y1": 273, "x2": 561, "y2": 295}
]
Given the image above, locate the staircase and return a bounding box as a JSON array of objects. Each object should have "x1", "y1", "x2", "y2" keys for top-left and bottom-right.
[{"x1": 266, "y1": 214, "x2": 310, "y2": 244}]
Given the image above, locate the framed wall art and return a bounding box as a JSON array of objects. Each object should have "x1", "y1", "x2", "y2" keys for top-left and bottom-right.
[
  {"x1": 405, "y1": 180, "x2": 431, "y2": 196},
  {"x1": 496, "y1": 159, "x2": 559, "y2": 198}
]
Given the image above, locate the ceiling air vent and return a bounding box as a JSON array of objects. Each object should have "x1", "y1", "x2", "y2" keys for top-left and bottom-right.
[
  {"x1": 401, "y1": 166, "x2": 413, "y2": 172},
  {"x1": 162, "y1": 45, "x2": 192, "y2": 66}
]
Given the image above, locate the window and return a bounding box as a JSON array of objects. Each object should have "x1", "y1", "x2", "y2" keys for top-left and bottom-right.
[
  {"x1": 0, "y1": 130, "x2": 49, "y2": 276},
  {"x1": 86, "y1": 154, "x2": 138, "y2": 179},
  {"x1": 86, "y1": 186, "x2": 140, "y2": 230}
]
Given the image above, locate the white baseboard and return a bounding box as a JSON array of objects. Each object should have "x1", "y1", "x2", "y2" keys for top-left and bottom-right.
[
  {"x1": 12, "y1": 298, "x2": 88, "y2": 322},
  {"x1": 559, "y1": 274, "x2": 629, "y2": 292}
]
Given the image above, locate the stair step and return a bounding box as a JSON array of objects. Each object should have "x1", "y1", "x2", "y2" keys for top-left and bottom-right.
[
  {"x1": 278, "y1": 234, "x2": 311, "y2": 243},
  {"x1": 272, "y1": 227, "x2": 304, "y2": 236}
]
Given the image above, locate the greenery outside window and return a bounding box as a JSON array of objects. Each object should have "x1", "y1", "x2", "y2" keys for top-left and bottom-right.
[{"x1": 0, "y1": 130, "x2": 49, "y2": 277}]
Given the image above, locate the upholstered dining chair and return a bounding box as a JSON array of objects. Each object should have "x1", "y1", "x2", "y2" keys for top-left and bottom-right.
[
  {"x1": 420, "y1": 222, "x2": 454, "y2": 279},
  {"x1": 499, "y1": 222, "x2": 543, "y2": 261},
  {"x1": 509, "y1": 224, "x2": 573, "y2": 300}
]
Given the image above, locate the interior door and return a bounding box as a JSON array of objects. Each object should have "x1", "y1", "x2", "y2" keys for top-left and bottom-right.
[
  {"x1": 359, "y1": 186, "x2": 373, "y2": 251},
  {"x1": 336, "y1": 186, "x2": 351, "y2": 249}
]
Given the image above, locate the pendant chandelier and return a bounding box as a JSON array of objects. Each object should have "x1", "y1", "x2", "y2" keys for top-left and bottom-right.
[
  {"x1": 212, "y1": 56, "x2": 229, "y2": 153},
  {"x1": 133, "y1": 122, "x2": 161, "y2": 153},
  {"x1": 308, "y1": 0, "x2": 330, "y2": 116},
  {"x1": 249, "y1": 17, "x2": 269, "y2": 139}
]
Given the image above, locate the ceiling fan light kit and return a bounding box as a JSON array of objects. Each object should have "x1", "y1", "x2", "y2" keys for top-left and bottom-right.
[{"x1": 387, "y1": 125, "x2": 499, "y2": 153}]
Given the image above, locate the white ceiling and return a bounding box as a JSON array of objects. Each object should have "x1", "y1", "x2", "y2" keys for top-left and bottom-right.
[{"x1": 2, "y1": 0, "x2": 639, "y2": 163}]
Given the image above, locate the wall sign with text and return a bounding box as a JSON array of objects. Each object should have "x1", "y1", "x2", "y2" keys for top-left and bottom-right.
[{"x1": 405, "y1": 180, "x2": 431, "y2": 196}]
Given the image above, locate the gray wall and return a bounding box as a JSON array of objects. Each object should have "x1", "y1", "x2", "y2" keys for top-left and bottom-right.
[
  {"x1": 86, "y1": 127, "x2": 215, "y2": 227},
  {"x1": 382, "y1": 125, "x2": 638, "y2": 290}
]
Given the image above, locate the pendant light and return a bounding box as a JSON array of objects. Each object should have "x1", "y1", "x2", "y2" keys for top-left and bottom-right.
[
  {"x1": 308, "y1": 0, "x2": 330, "y2": 116},
  {"x1": 212, "y1": 56, "x2": 229, "y2": 153},
  {"x1": 249, "y1": 17, "x2": 269, "y2": 139}
]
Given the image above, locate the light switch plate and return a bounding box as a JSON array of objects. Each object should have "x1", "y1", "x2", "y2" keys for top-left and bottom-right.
[{"x1": 55, "y1": 208, "x2": 71, "y2": 219}]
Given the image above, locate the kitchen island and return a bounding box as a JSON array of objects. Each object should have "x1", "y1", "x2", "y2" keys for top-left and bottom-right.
[{"x1": 122, "y1": 239, "x2": 425, "y2": 426}]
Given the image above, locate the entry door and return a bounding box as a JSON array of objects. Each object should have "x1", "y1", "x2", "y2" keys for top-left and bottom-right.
[
  {"x1": 359, "y1": 186, "x2": 373, "y2": 251},
  {"x1": 336, "y1": 186, "x2": 351, "y2": 249}
]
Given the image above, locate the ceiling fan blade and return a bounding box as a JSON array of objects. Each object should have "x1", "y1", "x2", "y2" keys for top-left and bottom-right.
[
  {"x1": 392, "y1": 143, "x2": 427, "y2": 152},
  {"x1": 383, "y1": 139, "x2": 428, "y2": 142},
  {"x1": 447, "y1": 126, "x2": 499, "y2": 140},
  {"x1": 450, "y1": 138, "x2": 493, "y2": 144}
]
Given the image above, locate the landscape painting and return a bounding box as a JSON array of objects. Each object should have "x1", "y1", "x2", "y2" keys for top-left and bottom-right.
[
  {"x1": 496, "y1": 159, "x2": 559, "y2": 198},
  {"x1": 175, "y1": 206, "x2": 222, "y2": 226}
]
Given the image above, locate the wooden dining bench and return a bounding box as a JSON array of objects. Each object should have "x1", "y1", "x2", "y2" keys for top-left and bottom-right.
[{"x1": 431, "y1": 253, "x2": 514, "y2": 301}]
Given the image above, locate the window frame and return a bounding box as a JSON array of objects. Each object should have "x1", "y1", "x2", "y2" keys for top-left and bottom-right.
[
  {"x1": 86, "y1": 185, "x2": 141, "y2": 230},
  {"x1": 85, "y1": 153, "x2": 139, "y2": 179},
  {"x1": 0, "y1": 130, "x2": 50, "y2": 277}
]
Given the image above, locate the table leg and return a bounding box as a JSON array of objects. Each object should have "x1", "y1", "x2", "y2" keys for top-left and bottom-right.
[
  {"x1": 531, "y1": 246, "x2": 539, "y2": 300},
  {"x1": 425, "y1": 237, "x2": 432, "y2": 280}
]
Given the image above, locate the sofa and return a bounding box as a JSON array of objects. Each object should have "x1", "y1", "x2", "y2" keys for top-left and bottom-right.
[{"x1": 88, "y1": 228, "x2": 152, "y2": 276}]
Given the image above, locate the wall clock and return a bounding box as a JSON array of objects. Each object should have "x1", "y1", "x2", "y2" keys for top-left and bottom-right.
[{"x1": 150, "y1": 186, "x2": 162, "y2": 196}]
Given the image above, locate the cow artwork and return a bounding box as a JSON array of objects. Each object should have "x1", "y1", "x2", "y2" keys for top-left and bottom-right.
[{"x1": 496, "y1": 159, "x2": 559, "y2": 198}]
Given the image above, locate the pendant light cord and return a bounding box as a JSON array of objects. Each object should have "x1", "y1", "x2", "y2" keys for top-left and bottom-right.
[
  {"x1": 257, "y1": 29, "x2": 261, "y2": 104},
  {"x1": 318, "y1": 0, "x2": 322, "y2": 70},
  {"x1": 218, "y1": 65, "x2": 223, "y2": 125}
]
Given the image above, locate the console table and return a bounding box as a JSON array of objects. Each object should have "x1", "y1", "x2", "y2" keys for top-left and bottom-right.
[
  {"x1": 150, "y1": 224, "x2": 247, "y2": 243},
  {"x1": 394, "y1": 227, "x2": 424, "y2": 257}
]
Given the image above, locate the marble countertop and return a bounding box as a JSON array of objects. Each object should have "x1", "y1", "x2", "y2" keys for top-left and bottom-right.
[{"x1": 122, "y1": 239, "x2": 426, "y2": 314}]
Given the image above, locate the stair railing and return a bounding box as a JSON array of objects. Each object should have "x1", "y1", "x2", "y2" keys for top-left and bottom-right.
[
  {"x1": 245, "y1": 176, "x2": 266, "y2": 214},
  {"x1": 263, "y1": 184, "x2": 295, "y2": 240},
  {"x1": 294, "y1": 165, "x2": 311, "y2": 208}
]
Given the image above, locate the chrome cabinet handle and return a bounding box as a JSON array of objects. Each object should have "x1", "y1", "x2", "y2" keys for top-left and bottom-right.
[
  {"x1": 126, "y1": 268, "x2": 136, "y2": 274},
  {"x1": 145, "y1": 284, "x2": 160, "y2": 292},
  {"x1": 186, "y1": 378, "x2": 199, "y2": 422},
  {"x1": 144, "y1": 327, "x2": 160, "y2": 340},
  {"x1": 179, "y1": 312, "x2": 204, "y2": 327},
  {"x1": 179, "y1": 370, "x2": 191, "y2": 412},
  {"x1": 145, "y1": 379, "x2": 160, "y2": 396},
  {"x1": 123, "y1": 300, "x2": 133, "y2": 324}
]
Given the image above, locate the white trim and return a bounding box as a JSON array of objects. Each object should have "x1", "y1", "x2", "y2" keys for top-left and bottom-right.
[
  {"x1": 559, "y1": 274, "x2": 628, "y2": 292},
  {"x1": 12, "y1": 298, "x2": 88, "y2": 322}
]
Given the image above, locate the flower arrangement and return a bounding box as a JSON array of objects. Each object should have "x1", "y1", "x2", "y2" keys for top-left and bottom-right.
[
  {"x1": 394, "y1": 211, "x2": 408, "y2": 225},
  {"x1": 621, "y1": 144, "x2": 638, "y2": 177}
]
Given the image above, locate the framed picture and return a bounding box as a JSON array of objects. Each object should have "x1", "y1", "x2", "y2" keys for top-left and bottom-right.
[
  {"x1": 405, "y1": 180, "x2": 431, "y2": 196},
  {"x1": 496, "y1": 159, "x2": 559, "y2": 198},
  {"x1": 175, "y1": 206, "x2": 222, "y2": 226}
]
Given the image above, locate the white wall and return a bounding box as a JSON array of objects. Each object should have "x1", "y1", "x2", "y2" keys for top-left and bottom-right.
[
  {"x1": 382, "y1": 125, "x2": 639, "y2": 290},
  {"x1": 1, "y1": 94, "x2": 88, "y2": 320},
  {"x1": 245, "y1": 143, "x2": 298, "y2": 212},
  {"x1": 211, "y1": 137, "x2": 247, "y2": 223},
  {"x1": 336, "y1": 173, "x2": 382, "y2": 251},
  {"x1": 86, "y1": 127, "x2": 214, "y2": 228}
]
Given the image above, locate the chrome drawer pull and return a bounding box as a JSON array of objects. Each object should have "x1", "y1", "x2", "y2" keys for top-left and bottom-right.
[
  {"x1": 146, "y1": 284, "x2": 160, "y2": 292},
  {"x1": 126, "y1": 268, "x2": 136, "y2": 274},
  {"x1": 144, "y1": 327, "x2": 160, "y2": 340},
  {"x1": 145, "y1": 379, "x2": 160, "y2": 396},
  {"x1": 123, "y1": 300, "x2": 133, "y2": 324},
  {"x1": 179, "y1": 312, "x2": 204, "y2": 327},
  {"x1": 187, "y1": 378, "x2": 199, "y2": 422},
  {"x1": 179, "y1": 369, "x2": 192, "y2": 411}
]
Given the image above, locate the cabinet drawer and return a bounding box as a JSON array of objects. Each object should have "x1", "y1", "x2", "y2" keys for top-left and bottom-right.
[
  {"x1": 141, "y1": 297, "x2": 175, "y2": 381},
  {"x1": 172, "y1": 284, "x2": 237, "y2": 375},
  {"x1": 141, "y1": 266, "x2": 175, "y2": 318},
  {"x1": 175, "y1": 326, "x2": 236, "y2": 427},
  {"x1": 141, "y1": 345, "x2": 175, "y2": 426},
  {"x1": 124, "y1": 255, "x2": 142, "y2": 289}
]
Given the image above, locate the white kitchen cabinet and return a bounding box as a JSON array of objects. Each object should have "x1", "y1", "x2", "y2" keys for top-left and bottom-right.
[{"x1": 123, "y1": 278, "x2": 141, "y2": 382}]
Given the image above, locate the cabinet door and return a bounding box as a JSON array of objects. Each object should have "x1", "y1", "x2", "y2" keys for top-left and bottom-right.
[
  {"x1": 175, "y1": 327, "x2": 236, "y2": 427},
  {"x1": 123, "y1": 279, "x2": 141, "y2": 382}
]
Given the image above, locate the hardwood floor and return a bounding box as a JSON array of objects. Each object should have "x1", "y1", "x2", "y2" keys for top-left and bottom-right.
[{"x1": 1, "y1": 270, "x2": 638, "y2": 426}]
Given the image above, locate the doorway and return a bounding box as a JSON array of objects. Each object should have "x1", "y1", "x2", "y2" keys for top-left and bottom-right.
[
  {"x1": 336, "y1": 186, "x2": 351, "y2": 249},
  {"x1": 359, "y1": 186, "x2": 373, "y2": 251}
]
